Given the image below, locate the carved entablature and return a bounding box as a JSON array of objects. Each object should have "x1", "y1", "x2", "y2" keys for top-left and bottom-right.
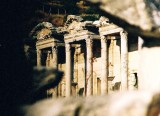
[
  {"x1": 67, "y1": 21, "x2": 84, "y2": 34},
  {"x1": 64, "y1": 15, "x2": 84, "y2": 34},
  {"x1": 37, "y1": 28, "x2": 52, "y2": 40},
  {"x1": 64, "y1": 15, "x2": 95, "y2": 34},
  {"x1": 30, "y1": 22, "x2": 54, "y2": 41},
  {"x1": 94, "y1": 16, "x2": 123, "y2": 36}
]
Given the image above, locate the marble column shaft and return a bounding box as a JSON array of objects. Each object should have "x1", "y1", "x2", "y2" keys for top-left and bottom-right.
[
  {"x1": 65, "y1": 43, "x2": 72, "y2": 97},
  {"x1": 86, "y1": 38, "x2": 93, "y2": 96},
  {"x1": 52, "y1": 46, "x2": 58, "y2": 97},
  {"x1": 101, "y1": 36, "x2": 108, "y2": 94},
  {"x1": 52, "y1": 46, "x2": 58, "y2": 68},
  {"x1": 37, "y1": 49, "x2": 41, "y2": 67},
  {"x1": 120, "y1": 31, "x2": 128, "y2": 91}
]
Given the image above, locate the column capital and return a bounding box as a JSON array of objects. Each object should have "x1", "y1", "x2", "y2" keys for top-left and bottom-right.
[
  {"x1": 52, "y1": 46, "x2": 58, "y2": 52},
  {"x1": 85, "y1": 39, "x2": 93, "y2": 48},
  {"x1": 65, "y1": 43, "x2": 71, "y2": 52},
  {"x1": 37, "y1": 49, "x2": 41, "y2": 54},
  {"x1": 120, "y1": 30, "x2": 128, "y2": 37},
  {"x1": 101, "y1": 36, "x2": 108, "y2": 43},
  {"x1": 48, "y1": 50, "x2": 51, "y2": 53}
]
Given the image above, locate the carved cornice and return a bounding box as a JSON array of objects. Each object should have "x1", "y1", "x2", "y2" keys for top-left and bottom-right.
[
  {"x1": 30, "y1": 22, "x2": 54, "y2": 40},
  {"x1": 99, "y1": 26, "x2": 123, "y2": 36}
]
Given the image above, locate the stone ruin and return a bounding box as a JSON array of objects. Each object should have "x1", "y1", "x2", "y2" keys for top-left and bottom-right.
[{"x1": 24, "y1": 0, "x2": 160, "y2": 113}]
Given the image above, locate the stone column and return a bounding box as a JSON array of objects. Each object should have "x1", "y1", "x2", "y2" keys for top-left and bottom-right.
[
  {"x1": 86, "y1": 38, "x2": 93, "y2": 96},
  {"x1": 49, "y1": 52, "x2": 52, "y2": 67},
  {"x1": 65, "y1": 43, "x2": 72, "y2": 97},
  {"x1": 120, "y1": 30, "x2": 128, "y2": 91},
  {"x1": 101, "y1": 36, "x2": 108, "y2": 94},
  {"x1": 52, "y1": 46, "x2": 58, "y2": 68},
  {"x1": 37, "y1": 49, "x2": 41, "y2": 67},
  {"x1": 52, "y1": 46, "x2": 58, "y2": 97}
]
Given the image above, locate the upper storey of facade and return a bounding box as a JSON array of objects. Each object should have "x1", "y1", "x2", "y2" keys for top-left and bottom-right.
[{"x1": 30, "y1": 15, "x2": 124, "y2": 43}]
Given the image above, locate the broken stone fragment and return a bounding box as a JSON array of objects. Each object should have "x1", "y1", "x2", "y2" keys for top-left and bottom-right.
[
  {"x1": 65, "y1": 15, "x2": 83, "y2": 27},
  {"x1": 93, "y1": 16, "x2": 111, "y2": 27},
  {"x1": 67, "y1": 15, "x2": 83, "y2": 22}
]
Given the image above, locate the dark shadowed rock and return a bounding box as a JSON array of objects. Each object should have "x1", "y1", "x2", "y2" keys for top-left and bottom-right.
[
  {"x1": 33, "y1": 67, "x2": 63, "y2": 92},
  {"x1": 24, "y1": 67, "x2": 64, "y2": 104}
]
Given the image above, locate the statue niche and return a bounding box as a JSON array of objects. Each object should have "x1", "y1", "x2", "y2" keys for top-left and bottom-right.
[{"x1": 128, "y1": 73, "x2": 138, "y2": 90}]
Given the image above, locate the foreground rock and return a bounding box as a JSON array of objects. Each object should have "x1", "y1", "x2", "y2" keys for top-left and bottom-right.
[
  {"x1": 87, "y1": 0, "x2": 160, "y2": 38},
  {"x1": 23, "y1": 92, "x2": 160, "y2": 116},
  {"x1": 22, "y1": 67, "x2": 63, "y2": 105}
]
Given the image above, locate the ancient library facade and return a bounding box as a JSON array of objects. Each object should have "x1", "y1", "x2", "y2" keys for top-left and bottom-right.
[{"x1": 32, "y1": 15, "x2": 140, "y2": 97}]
